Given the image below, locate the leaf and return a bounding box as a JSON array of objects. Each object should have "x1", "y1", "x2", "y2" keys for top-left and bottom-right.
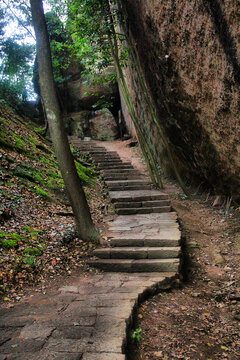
[{"x1": 221, "y1": 346, "x2": 229, "y2": 351}]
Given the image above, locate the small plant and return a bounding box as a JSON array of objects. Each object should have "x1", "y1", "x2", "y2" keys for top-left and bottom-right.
[
  {"x1": 0, "y1": 232, "x2": 25, "y2": 248},
  {"x1": 13, "y1": 166, "x2": 35, "y2": 182},
  {"x1": 1, "y1": 238, "x2": 18, "y2": 249},
  {"x1": 33, "y1": 186, "x2": 52, "y2": 200},
  {"x1": 23, "y1": 255, "x2": 37, "y2": 268},
  {"x1": 180, "y1": 194, "x2": 188, "y2": 201},
  {"x1": 24, "y1": 226, "x2": 44, "y2": 241},
  {"x1": 24, "y1": 247, "x2": 43, "y2": 256},
  {"x1": 34, "y1": 126, "x2": 46, "y2": 136},
  {"x1": 131, "y1": 327, "x2": 142, "y2": 342}
]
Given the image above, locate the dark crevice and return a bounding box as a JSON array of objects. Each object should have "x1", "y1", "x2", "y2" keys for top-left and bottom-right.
[{"x1": 204, "y1": 0, "x2": 240, "y2": 85}]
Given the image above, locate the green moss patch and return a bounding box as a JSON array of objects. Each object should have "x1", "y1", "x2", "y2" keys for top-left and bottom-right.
[
  {"x1": 0, "y1": 232, "x2": 26, "y2": 249},
  {"x1": 33, "y1": 186, "x2": 52, "y2": 200},
  {"x1": 24, "y1": 247, "x2": 43, "y2": 256},
  {"x1": 1, "y1": 238, "x2": 18, "y2": 249}
]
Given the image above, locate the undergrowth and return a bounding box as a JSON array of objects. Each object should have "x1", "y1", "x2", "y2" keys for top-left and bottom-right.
[{"x1": 0, "y1": 103, "x2": 95, "y2": 201}]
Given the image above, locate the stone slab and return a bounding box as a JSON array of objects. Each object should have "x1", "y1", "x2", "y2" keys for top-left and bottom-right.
[
  {"x1": 82, "y1": 353, "x2": 125, "y2": 360},
  {"x1": 116, "y1": 206, "x2": 171, "y2": 215}
]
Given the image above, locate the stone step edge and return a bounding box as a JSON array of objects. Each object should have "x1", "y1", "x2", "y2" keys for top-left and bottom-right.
[
  {"x1": 106, "y1": 180, "x2": 151, "y2": 185},
  {"x1": 88, "y1": 258, "x2": 180, "y2": 273},
  {"x1": 102, "y1": 169, "x2": 140, "y2": 173},
  {"x1": 100, "y1": 272, "x2": 179, "y2": 357},
  {"x1": 98, "y1": 165, "x2": 134, "y2": 169},
  {"x1": 114, "y1": 200, "x2": 170, "y2": 208},
  {"x1": 124, "y1": 272, "x2": 179, "y2": 355},
  {"x1": 93, "y1": 246, "x2": 181, "y2": 259},
  {"x1": 104, "y1": 177, "x2": 149, "y2": 181},
  {"x1": 110, "y1": 195, "x2": 169, "y2": 203},
  {"x1": 110, "y1": 238, "x2": 181, "y2": 247},
  {"x1": 116, "y1": 206, "x2": 171, "y2": 215},
  {"x1": 109, "y1": 186, "x2": 153, "y2": 192}
]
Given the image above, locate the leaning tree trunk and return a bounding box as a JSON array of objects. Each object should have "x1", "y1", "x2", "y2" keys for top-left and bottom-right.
[{"x1": 30, "y1": 0, "x2": 98, "y2": 242}]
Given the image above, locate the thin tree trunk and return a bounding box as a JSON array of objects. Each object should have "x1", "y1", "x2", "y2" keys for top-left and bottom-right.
[{"x1": 30, "y1": 0, "x2": 98, "y2": 242}]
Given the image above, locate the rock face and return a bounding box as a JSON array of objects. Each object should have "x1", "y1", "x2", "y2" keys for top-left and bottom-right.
[
  {"x1": 58, "y1": 67, "x2": 120, "y2": 115},
  {"x1": 89, "y1": 109, "x2": 119, "y2": 140},
  {"x1": 65, "y1": 111, "x2": 90, "y2": 139},
  {"x1": 65, "y1": 109, "x2": 118, "y2": 141},
  {"x1": 118, "y1": 0, "x2": 240, "y2": 197}
]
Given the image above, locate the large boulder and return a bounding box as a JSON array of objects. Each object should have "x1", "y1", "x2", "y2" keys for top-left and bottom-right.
[
  {"x1": 64, "y1": 109, "x2": 119, "y2": 141},
  {"x1": 89, "y1": 109, "x2": 119, "y2": 141},
  {"x1": 64, "y1": 111, "x2": 91, "y2": 139}
]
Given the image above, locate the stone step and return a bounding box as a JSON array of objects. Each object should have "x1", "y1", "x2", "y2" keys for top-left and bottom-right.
[
  {"x1": 109, "y1": 190, "x2": 169, "y2": 203},
  {"x1": 106, "y1": 179, "x2": 151, "y2": 186},
  {"x1": 115, "y1": 199, "x2": 170, "y2": 208},
  {"x1": 78, "y1": 147, "x2": 105, "y2": 151},
  {"x1": 91, "y1": 152, "x2": 120, "y2": 158},
  {"x1": 89, "y1": 258, "x2": 180, "y2": 272},
  {"x1": 91, "y1": 153, "x2": 120, "y2": 157},
  {"x1": 93, "y1": 246, "x2": 181, "y2": 259},
  {"x1": 110, "y1": 237, "x2": 180, "y2": 247},
  {"x1": 97, "y1": 160, "x2": 127, "y2": 167},
  {"x1": 97, "y1": 161, "x2": 124, "y2": 167},
  {"x1": 92, "y1": 157, "x2": 121, "y2": 162},
  {"x1": 102, "y1": 169, "x2": 141, "y2": 175},
  {"x1": 80, "y1": 150, "x2": 109, "y2": 154},
  {"x1": 104, "y1": 175, "x2": 147, "y2": 181},
  {"x1": 116, "y1": 206, "x2": 171, "y2": 215},
  {"x1": 109, "y1": 185, "x2": 153, "y2": 191},
  {"x1": 98, "y1": 164, "x2": 134, "y2": 170}
]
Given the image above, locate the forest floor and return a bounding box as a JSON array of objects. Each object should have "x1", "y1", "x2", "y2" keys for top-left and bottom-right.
[{"x1": 0, "y1": 103, "x2": 113, "y2": 301}]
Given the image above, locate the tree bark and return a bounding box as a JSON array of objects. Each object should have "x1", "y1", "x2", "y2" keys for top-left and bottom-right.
[{"x1": 30, "y1": 0, "x2": 98, "y2": 242}]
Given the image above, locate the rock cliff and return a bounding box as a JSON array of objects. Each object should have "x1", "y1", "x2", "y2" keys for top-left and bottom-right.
[{"x1": 118, "y1": 0, "x2": 240, "y2": 197}]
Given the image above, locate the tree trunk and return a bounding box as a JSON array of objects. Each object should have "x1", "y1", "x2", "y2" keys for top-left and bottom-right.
[{"x1": 30, "y1": 0, "x2": 98, "y2": 242}]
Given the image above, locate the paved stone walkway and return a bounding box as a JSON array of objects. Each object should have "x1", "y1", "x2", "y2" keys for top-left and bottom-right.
[
  {"x1": 0, "y1": 140, "x2": 181, "y2": 359},
  {"x1": 0, "y1": 272, "x2": 177, "y2": 360}
]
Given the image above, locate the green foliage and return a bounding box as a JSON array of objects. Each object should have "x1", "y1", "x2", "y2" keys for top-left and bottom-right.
[
  {"x1": 0, "y1": 231, "x2": 24, "y2": 241},
  {"x1": 33, "y1": 186, "x2": 52, "y2": 200},
  {"x1": 1, "y1": 238, "x2": 18, "y2": 249},
  {"x1": 24, "y1": 226, "x2": 44, "y2": 239},
  {"x1": 65, "y1": 0, "x2": 115, "y2": 74},
  {"x1": 0, "y1": 38, "x2": 35, "y2": 104},
  {"x1": 0, "y1": 231, "x2": 25, "y2": 249},
  {"x1": 0, "y1": 39, "x2": 34, "y2": 77},
  {"x1": 24, "y1": 247, "x2": 42, "y2": 256},
  {"x1": 131, "y1": 327, "x2": 142, "y2": 342},
  {"x1": 23, "y1": 255, "x2": 37, "y2": 268},
  {"x1": 13, "y1": 166, "x2": 35, "y2": 182},
  {"x1": 0, "y1": 79, "x2": 25, "y2": 107},
  {"x1": 45, "y1": 12, "x2": 74, "y2": 81},
  {"x1": 34, "y1": 126, "x2": 46, "y2": 136},
  {"x1": 75, "y1": 160, "x2": 95, "y2": 186}
]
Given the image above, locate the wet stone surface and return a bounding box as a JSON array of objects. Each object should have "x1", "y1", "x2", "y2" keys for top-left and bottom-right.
[{"x1": 0, "y1": 272, "x2": 177, "y2": 359}]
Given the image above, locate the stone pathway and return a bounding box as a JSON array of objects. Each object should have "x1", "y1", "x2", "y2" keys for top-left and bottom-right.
[{"x1": 0, "y1": 139, "x2": 181, "y2": 360}]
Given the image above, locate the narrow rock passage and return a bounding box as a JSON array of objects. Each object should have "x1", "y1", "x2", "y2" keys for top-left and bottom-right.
[{"x1": 0, "y1": 139, "x2": 181, "y2": 360}]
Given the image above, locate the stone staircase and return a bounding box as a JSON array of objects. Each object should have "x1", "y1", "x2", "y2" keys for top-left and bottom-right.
[{"x1": 70, "y1": 138, "x2": 181, "y2": 274}]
